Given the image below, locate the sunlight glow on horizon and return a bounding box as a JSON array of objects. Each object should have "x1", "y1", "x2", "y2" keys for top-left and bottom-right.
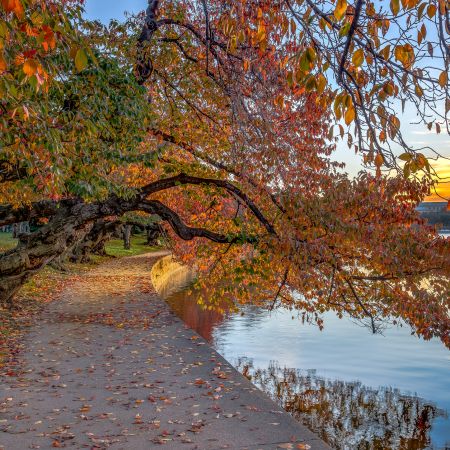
[{"x1": 426, "y1": 160, "x2": 450, "y2": 202}]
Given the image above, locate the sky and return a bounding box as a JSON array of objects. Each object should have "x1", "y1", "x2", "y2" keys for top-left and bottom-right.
[{"x1": 84, "y1": 0, "x2": 450, "y2": 201}]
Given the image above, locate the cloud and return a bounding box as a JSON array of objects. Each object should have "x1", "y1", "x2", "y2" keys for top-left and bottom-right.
[{"x1": 411, "y1": 130, "x2": 435, "y2": 135}]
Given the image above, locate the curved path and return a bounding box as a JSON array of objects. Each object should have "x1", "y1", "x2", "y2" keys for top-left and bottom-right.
[{"x1": 0, "y1": 253, "x2": 330, "y2": 450}]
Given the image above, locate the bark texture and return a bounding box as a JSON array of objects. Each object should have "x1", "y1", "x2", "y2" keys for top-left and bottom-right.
[{"x1": 122, "y1": 224, "x2": 132, "y2": 250}]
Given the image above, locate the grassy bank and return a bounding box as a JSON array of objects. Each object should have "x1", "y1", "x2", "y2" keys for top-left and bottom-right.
[{"x1": 105, "y1": 236, "x2": 159, "y2": 257}]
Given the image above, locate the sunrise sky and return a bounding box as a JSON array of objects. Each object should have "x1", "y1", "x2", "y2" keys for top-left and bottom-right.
[{"x1": 84, "y1": 0, "x2": 450, "y2": 202}]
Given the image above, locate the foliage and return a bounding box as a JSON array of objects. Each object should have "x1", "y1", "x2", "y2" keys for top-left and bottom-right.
[
  {"x1": 0, "y1": 0, "x2": 449, "y2": 347},
  {"x1": 0, "y1": 1, "x2": 153, "y2": 204}
]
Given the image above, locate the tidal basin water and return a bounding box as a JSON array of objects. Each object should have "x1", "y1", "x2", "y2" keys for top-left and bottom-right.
[{"x1": 161, "y1": 260, "x2": 450, "y2": 449}]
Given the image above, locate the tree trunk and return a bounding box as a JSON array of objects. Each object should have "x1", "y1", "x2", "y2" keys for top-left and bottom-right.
[
  {"x1": 0, "y1": 222, "x2": 91, "y2": 307},
  {"x1": 92, "y1": 238, "x2": 107, "y2": 256},
  {"x1": 0, "y1": 201, "x2": 110, "y2": 307},
  {"x1": 146, "y1": 224, "x2": 160, "y2": 246},
  {"x1": 0, "y1": 195, "x2": 132, "y2": 306},
  {"x1": 12, "y1": 223, "x2": 18, "y2": 238},
  {"x1": 123, "y1": 224, "x2": 132, "y2": 250},
  {"x1": 71, "y1": 219, "x2": 120, "y2": 263},
  {"x1": 49, "y1": 255, "x2": 68, "y2": 272}
]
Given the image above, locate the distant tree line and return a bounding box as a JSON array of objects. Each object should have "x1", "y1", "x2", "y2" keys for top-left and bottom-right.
[{"x1": 419, "y1": 211, "x2": 450, "y2": 229}]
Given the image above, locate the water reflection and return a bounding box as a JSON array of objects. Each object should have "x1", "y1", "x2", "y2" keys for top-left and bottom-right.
[
  {"x1": 235, "y1": 359, "x2": 446, "y2": 450},
  {"x1": 159, "y1": 259, "x2": 450, "y2": 450},
  {"x1": 167, "y1": 286, "x2": 224, "y2": 341}
]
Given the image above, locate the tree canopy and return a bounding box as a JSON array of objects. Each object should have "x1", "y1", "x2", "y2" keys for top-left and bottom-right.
[{"x1": 0, "y1": 0, "x2": 449, "y2": 347}]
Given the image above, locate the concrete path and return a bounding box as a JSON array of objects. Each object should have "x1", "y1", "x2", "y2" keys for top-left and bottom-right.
[{"x1": 0, "y1": 253, "x2": 330, "y2": 450}]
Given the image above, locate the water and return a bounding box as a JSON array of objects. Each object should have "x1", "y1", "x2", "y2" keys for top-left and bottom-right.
[{"x1": 161, "y1": 255, "x2": 450, "y2": 450}]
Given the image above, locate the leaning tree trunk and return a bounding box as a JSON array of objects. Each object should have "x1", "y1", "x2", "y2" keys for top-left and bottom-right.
[
  {"x1": 122, "y1": 224, "x2": 132, "y2": 250},
  {"x1": 0, "y1": 194, "x2": 135, "y2": 306},
  {"x1": 71, "y1": 219, "x2": 120, "y2": 263},
  {"x1": 49, "y1": 254, "x2": 69, "y2": 272},
  {"x1": 0, "y1": 192, "x2": 138, "y2": 306},
  {"x1": 0, "y1": 204, "x2": 109, "y2": 307},
  {"x1": 0, "y1": 224, "x2": 91, "y2": 307},
  {"x1": 92, "y1": 238, "x2": 107, "y2": 256}
]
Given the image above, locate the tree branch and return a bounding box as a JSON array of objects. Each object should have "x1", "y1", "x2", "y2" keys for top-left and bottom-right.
[
  {"x1": 139, "y1": 173, "x2": 277, "y2": 235},
  {"x1": 0, "y1": 199, "x2": 79, "y2": 227},
  {"x1": 135, "y1": 0, "x2": 160, "y2": 84},
  {"x1": 137, "y1": 199, "x2": 258, "y2": 244},
  {"x1": 338, "y1": 0, "x2": 364, "y2": 82}
]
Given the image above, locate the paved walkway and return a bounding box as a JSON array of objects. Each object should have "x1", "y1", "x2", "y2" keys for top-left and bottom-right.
[{"x1": 0, "y1": 253, "x2": 330, "y2": 450}]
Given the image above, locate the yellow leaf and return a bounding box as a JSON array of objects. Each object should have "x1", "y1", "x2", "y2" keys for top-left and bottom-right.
[
  {"x1": 74, "y1": 48, "x2": 88, "y2": 72},
  {"x1": 394, "y1": 44, "x2": 414, "y2": 68},
  {"x1": 334, "y1": 0, "x2": 347, "y2": 20},
  {"x1": 415, "y1": 83, "x2": 423, "y2": 97},
  {"x1": 352, "y1": 48, "x2": 364, "y2": 67},
  {"x1": 438, "y1": 70, "x2": 447, "y2": 88},
  {"x1": 390, "y1": 0, "x2": 400, "y2": 14},
  {"x1": 344, "y1": 105, "x2": 355, "y2": 125},
  {"x1": 316, "y1": 73, "x2": 327, "y2": 94}
]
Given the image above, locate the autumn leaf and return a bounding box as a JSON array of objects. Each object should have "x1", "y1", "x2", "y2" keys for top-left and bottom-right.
[
  {"x1": 427, "y1": 4, "x2": 437, "y2": 17},
  {"x1": 0, "y1": 53, "x2": 6, "y2": 72},
  {"x1": 23, "y1": 59, "x2": 38, "y2": 77},
  {"x1": 334, "y1": 0, "x2": 347, "y2": 20},
  {"x1": 398, "y1": 153, "x2": 412, "y2": 161},
  {"x1": 74, "y1": 48, "x2": 88, "y2": 72},
  {"x1": 352, "y1": 49, "x2": 364, "y2": 67},
  {"x1": 390, "y1": 0, "x2": 400, "y2": 14},
  {"x1": 394, "y1": 44, "x2": 414, "y2": 68},
  {"x1": 344, "y1": 105, "x2": 355, "y2": 125},
  {"x1": 438, "y1": 71, "x2": 447, "y2": 87},
  {"x1": 1, "y1": 0, "x2": 24, "y2": 18}
]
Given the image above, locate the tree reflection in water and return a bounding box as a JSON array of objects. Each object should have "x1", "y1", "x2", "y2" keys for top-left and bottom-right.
[{"x1": 235, "y1": 359, "x2": 447, "y2": 450}]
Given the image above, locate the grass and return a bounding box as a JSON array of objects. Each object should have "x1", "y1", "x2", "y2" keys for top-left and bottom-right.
[
  {"x1": 0, "y1": 232, "x2": 159, "y2": 257},
  {"x1": 105, "y1": 235, "x2": 159, "y2": 257},
  {"x1": 0, "y1": 233, "x2": 17, "y2": 253}
]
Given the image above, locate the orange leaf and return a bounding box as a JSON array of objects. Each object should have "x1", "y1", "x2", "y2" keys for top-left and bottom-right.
[
  {"x1": 375, "y1": 153, "x2": 384, "y2": 167},
  {"x1": 23, "y1": 59, "x2": 38, "y2": 77},
  {"x1": 344, "y1": 105, "x2": 355, "y2": 125},
  {"x1": 0, "y1": 53, "x2": 6, "y2": 72},
  {"x1": 1, "y1": 0, "x2": 23, "y2": 18}
]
